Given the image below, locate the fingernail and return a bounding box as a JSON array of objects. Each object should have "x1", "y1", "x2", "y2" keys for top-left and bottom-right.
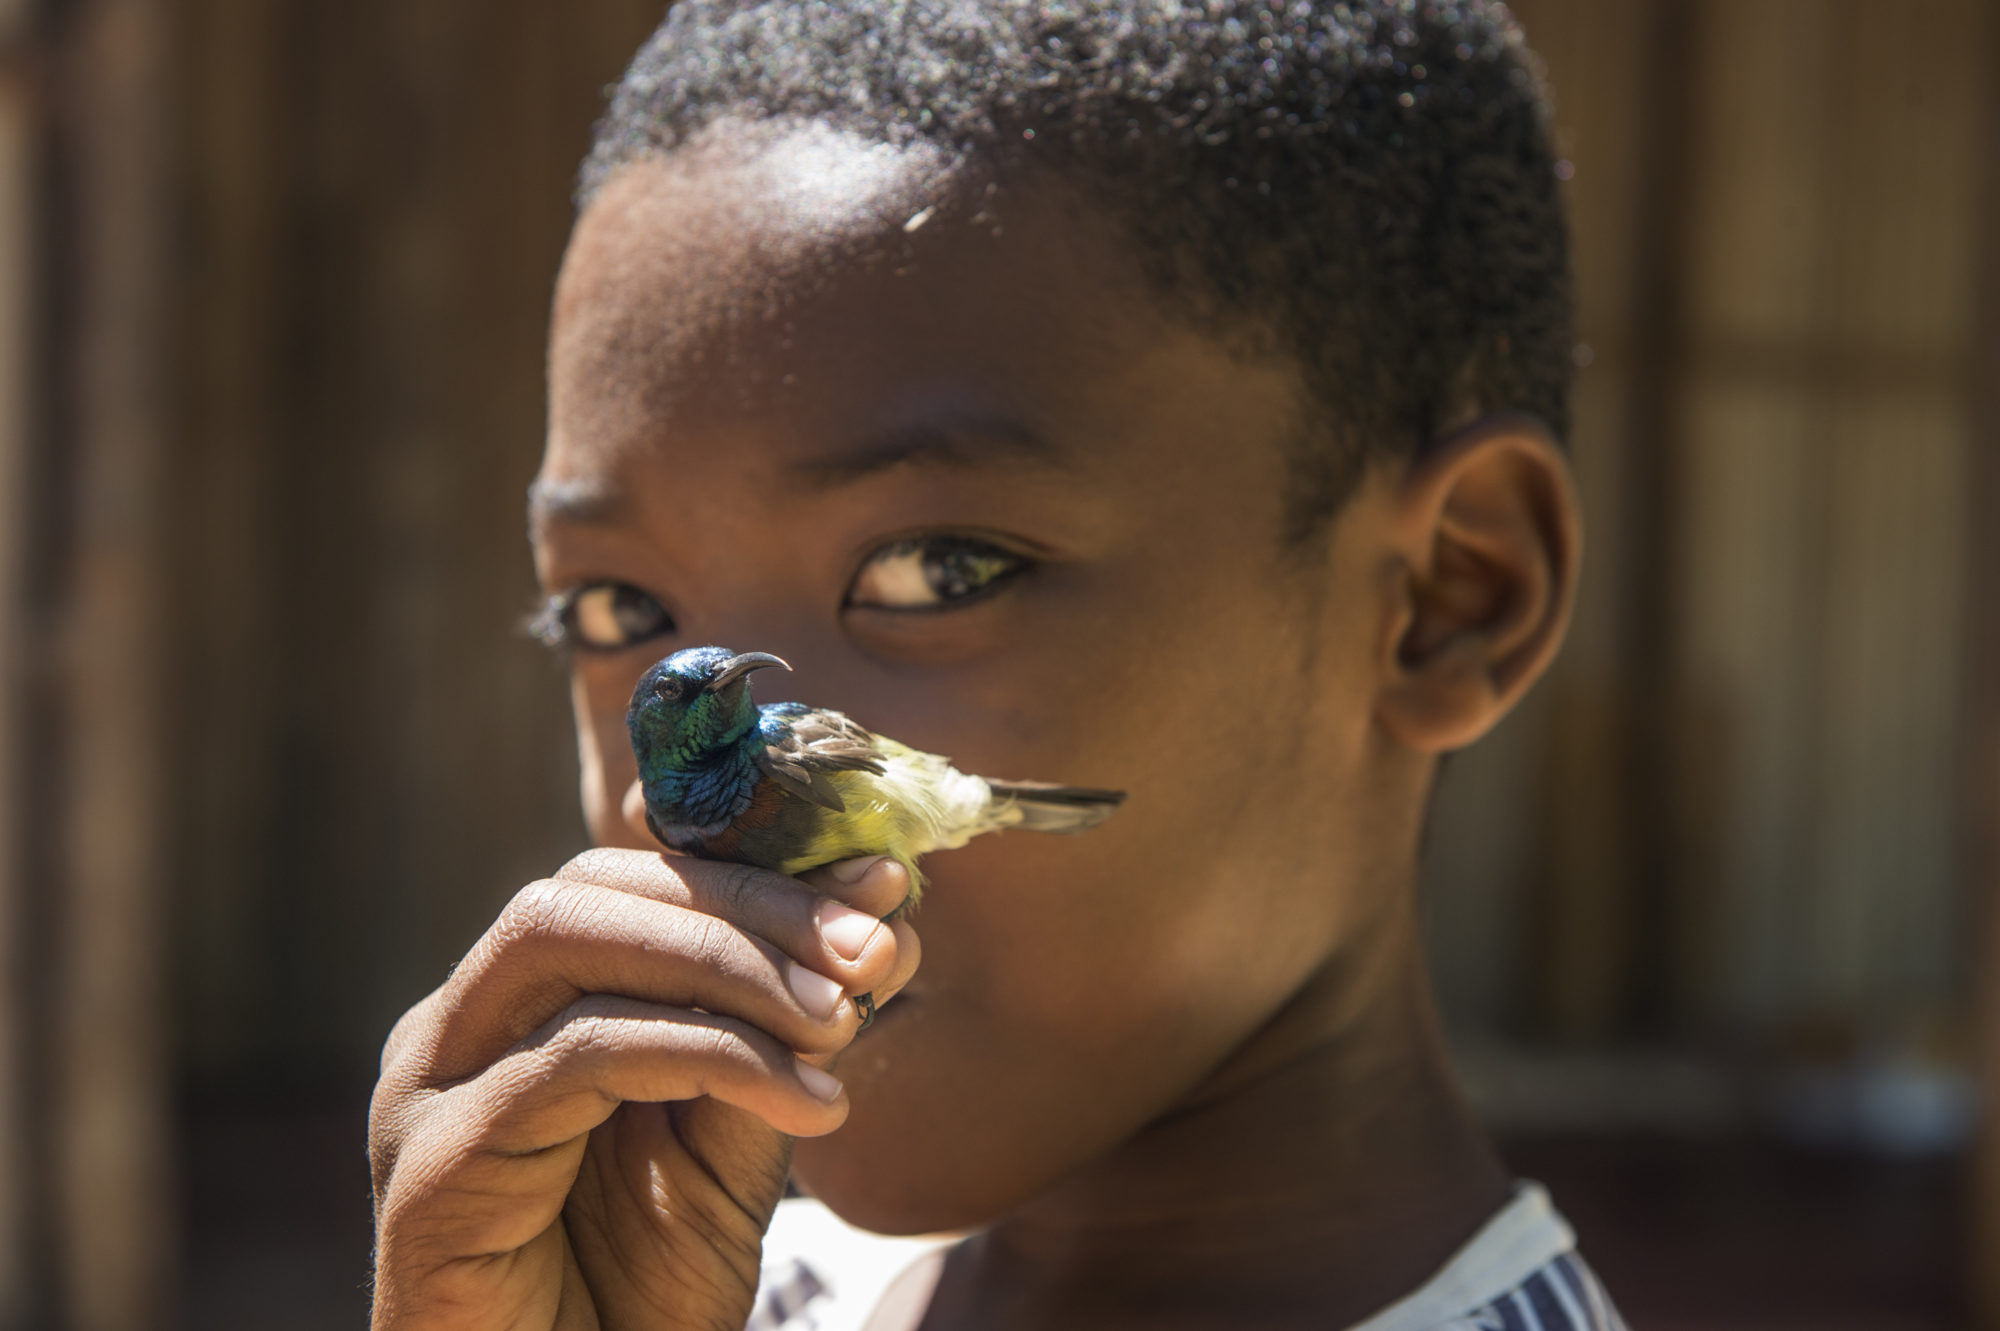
[
  {"x1": 828, "y1": 855, "x2": 887, "y2": 884},
  {"x1": 787, "y1": 960, "x2": 846, "y2": 1023},
  {"x1": 818, "y1": 901, "x2": 884, "y2": 962},
  {"x1": 796, "y1": 1061, "x2": 843, "y2": 1102}
]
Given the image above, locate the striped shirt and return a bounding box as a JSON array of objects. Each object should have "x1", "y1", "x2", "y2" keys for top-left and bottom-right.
[{"x1": 749, "y1": 1182, "x2": 1625, "y2": 1331}]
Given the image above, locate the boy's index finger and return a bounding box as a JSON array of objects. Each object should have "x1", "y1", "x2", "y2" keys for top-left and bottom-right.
[
  {"x1": 554, "y1": 846, "x2": 824, "y2": 935},
  {"x1": 555, "y1": 844, "x2": 787, "y2": 907},
  {"x1": 550, "y1": 846, "x2": 897, "y2": 964}
]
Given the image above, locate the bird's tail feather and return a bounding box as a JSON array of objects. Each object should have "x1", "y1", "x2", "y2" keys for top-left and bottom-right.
[{"x1": 986, "y1": 780, "x2": 1127, "y2": 834}]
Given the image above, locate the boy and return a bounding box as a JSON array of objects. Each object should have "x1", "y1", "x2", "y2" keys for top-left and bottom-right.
[{"x1": 368, "y1": 1, "x2": 1622, "y2": 1327}]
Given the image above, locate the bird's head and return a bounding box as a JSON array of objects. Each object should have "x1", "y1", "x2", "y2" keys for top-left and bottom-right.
[{"x1": 626, "y1": 646, "x2": 791, "y2": 777}]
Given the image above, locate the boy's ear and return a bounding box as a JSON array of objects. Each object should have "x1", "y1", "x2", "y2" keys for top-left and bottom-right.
[{"x1": 1373, "y1": 416, "x2": 1581, "y2": 754}]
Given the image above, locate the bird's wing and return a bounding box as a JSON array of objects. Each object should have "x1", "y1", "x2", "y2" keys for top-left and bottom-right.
[{"x1": 755, "y1": 707, "x2": 887, "y2": 813}]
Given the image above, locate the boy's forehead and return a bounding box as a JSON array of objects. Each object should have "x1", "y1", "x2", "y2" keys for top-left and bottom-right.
[
  {"x1": 556, "y1": 121, "x2": 955, "y2": 342},
  {"x1": 550, "y1": 127, "x2": 1174, "y2": 454},
  {"x1": 541, "y1": 122, "x2": 1305, "y2": 523}
]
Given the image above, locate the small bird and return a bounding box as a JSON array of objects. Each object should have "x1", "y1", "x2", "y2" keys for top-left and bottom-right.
[{"x1": 627, "y1": 646, "x2": 1127, "y2": 904}]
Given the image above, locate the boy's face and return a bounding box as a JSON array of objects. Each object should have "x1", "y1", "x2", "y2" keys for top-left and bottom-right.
[{"x1": 535, "y1": 126, "x2": 1430, "y2": 1232}]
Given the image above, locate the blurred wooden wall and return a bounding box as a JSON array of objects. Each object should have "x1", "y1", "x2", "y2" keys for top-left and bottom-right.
[
  {"x1": 1427, "y1": 0, "x2": 1998, "y2": 1058},
  {"x1": 1973, "y1": 48, "x2": 2000, "y2": 1314},
  {"x1": 165, "y1": 0, "x2": 668, "y2": 1099},
  {"x1": 0, "y1": 3, "x2": 40, "y2": 1321},
  {"x1": 0, "y1": 1, "x2": 1995, "y2": 1328},
  {"x1": 5, "y1": 2, "x2": 178, "y2": 1328},
  {"x1": 5, "y1": 1, "x2": 670, "y2": 1326}
]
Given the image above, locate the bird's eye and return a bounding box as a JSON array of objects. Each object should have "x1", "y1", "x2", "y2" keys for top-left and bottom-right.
[
  {"x1": 528, "y1": 582, "x2": 675, "y2": 652},
  {"x1": 846, "y1": 535, "x2": 1029, "y2": 611}
]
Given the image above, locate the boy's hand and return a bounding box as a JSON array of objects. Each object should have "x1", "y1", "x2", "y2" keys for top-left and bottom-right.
[{"x1": 367, "y1": 841, "x2": 918, "y2": 1331}]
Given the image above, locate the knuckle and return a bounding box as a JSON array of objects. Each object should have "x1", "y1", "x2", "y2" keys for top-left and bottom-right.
[
  {"x1": 682, "y1": 910, "x2": 742, "y2": 977},
  {"x1": 689, "y1": 1019, "x2": 746, "y2": 1073},
  {"x1": 708, "y1": 860, "x2": 768, "y2": 914},
  {"x1": 544, "y1": 1000, "x2": 613, "y2": 1060},
  {"x1": 372, "y1": 1178, "x2": 427, "y2": 1239},
  {"x1": 366, "y1": 1114, "x2": 402, "y2": 1186},
  {"x1": 370, "y1": 1149, "x2": 461, "y2": 1240},
  {"x1": 541, "y1": 991, "x2": 650, "y2": 1071},
  {"x1": 378, "y1": 1009, "x2": 423, "y2": 1076},
  {"x1": 378, "y1": 985, "x2": 454, "y2": 1072},
  {"x1": 555, "y1": 845, "x2": 634, "y2": 883},
  {"x1": 368, "y1": 1074, "x2": 412, "y2": 1138},
  {"x1": 366, "y1": 1077, "x2": 433, "y2": 1198},
  {"x1": 559, "y1": 845, "x2": 702, "y2": 908},
  {"x1": 491, "y1": 879, "x2": 578, "y2": 952}
]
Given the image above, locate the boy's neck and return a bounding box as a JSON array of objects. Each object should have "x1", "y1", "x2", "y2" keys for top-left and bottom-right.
[{"x1": 916, "y1": 899, "x2": 1509, "y2": 1331}]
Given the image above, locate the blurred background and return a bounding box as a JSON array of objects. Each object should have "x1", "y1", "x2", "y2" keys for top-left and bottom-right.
[{"x1": 0, "y1": 0, "x2": 1993, "y2": 1327}]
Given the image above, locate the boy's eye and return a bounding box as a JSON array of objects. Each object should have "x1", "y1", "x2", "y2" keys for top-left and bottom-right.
[
  {"x1": 847, "y1": 536, "x2": 1028, "y2": 610},
  {"x1": 532, "y1": 581, "x2": 675, "y2": 651}
]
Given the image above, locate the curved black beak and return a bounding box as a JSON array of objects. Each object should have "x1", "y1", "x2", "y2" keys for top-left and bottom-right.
[{"x1": 704, "y1": 651, "x2": 792, "y2": 694}]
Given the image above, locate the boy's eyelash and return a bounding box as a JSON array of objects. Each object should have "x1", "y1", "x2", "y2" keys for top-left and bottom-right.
[{"x1": 522, "y1": 594, "x2": 574, "y2": 650}]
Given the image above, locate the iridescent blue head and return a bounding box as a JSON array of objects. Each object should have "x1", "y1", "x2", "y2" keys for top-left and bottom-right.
[{"x1": 627, "y1": 647, "x2": 791, "y2": 783}]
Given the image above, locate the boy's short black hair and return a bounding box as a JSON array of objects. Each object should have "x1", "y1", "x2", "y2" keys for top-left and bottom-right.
[{"x1": 585, "y1": 0, "x2": 1572, "y2": 537}]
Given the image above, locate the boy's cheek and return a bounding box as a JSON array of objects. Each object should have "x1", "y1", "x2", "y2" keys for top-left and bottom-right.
[{"x1": 795, "y1": 832, "x2": 1344, "y2": 1230}]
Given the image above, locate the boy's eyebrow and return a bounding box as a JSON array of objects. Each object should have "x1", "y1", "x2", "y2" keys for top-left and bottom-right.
[
  {"x1": 787, "y1": 417, "x2": 1070, "y2": 492},
  {"x1": 527, "y1": 418, "x2": 1070, "y2": 531}
]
